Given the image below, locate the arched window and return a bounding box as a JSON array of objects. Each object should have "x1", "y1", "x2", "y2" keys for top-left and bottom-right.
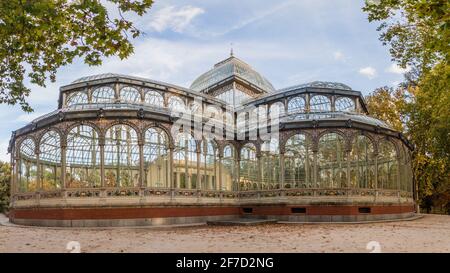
[
  {"x1": 221, "y1": 145, "x2": 236, "y2": 191},
  {"x1": 284, "y1": 134, "x2": 313, "y2": 188},
  {"x1": 261, "y1": 138, "x2": 280, "y2": 189},
  {"x1": 190, "y1": 100, "x2": 203, "y2": 115},
  {"x1": 287, "y1": 96, "x2": 306, "y2": 114},
  {"x1": 144, "y1": 90, "x2": 164, "y2": 107},
  {"x1": 240, "y1": 143, "x2": 258, "y2": 191},
  {"x1": 66, "y1": 92, "x2": 88, "y2": 106},
  {"x1": 349, "y1": 135, "x2": 375, "y2": 189},
  {"x1": 310, "y1": 95, "x2": 331, "y2": 112},
  {"x1": 335, "y1": 97, "x2": 355, "y2": 112},
  {"x1": 269, "y1": 102, "x2": 285, "y2": 118},
  {"x1": 39, "y1": 131, "x2": 62, "y2": 191},
  {"x1": 66, "y1": 125, "x2": 101, "y2": 188},
  {"x1": 92, "y1": 86, "x2": 115, "y2": 103},
  {"x1": 318, "y1": 133, "x2": 346, "y2": 188},
  {"x1": 18, "y1": 138, "x2": 38, "y2": 192},
  {"x1": 168, "y1": 96, "x2": 186, "y2": 114},
  {"x1": 120, "y1": 86, "x2": 141, "y2": 103},
  {"x1": 173, "y1": 133, "x2": 197, "y2": 189},
  {"x1": 378, "y1": 140, "x2": 398, "y2": 190},
  {"x1": 200, "y1": 139, "x2": 218, "y2": 190},
  {"x1": 143, "y1": 128, "x2": 169, "y2": 188},
  {"x1": 104, "y1": 124, "x2": 140, "y2": 187}
]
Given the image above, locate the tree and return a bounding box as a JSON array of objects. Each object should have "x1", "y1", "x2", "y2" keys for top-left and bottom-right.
[
  {"x1": 365, "y1": 66, "x2": 450, "y2": 214},
  {"x1": 0, "y1": 161, "x2": 11, "y2": 213},
  {"x1": 364, "y1": 0, "x2": 450, "y2": 214},
  {"x1": 363, "y1": 0, "x2": 449, "y2": 76},
  {"x1": 0, "y1": 0, "x2": 153, "y2": 112},
  {"x1": 365, "y1": 86, "x2": 406, "y2": 132}
]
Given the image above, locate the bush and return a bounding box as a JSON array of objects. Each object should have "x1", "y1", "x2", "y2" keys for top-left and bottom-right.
[{"x1": 0, "y1": 161, "x2": 11, "y2": 213}]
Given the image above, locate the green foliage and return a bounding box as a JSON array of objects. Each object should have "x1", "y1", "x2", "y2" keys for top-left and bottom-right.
[
  {"x1": 0, "y1": 161, "x2": 11, "y2": 213},
  {"x1": 409, "y1": 63, "x2": 450, "y2": 213},
  {"x1": 0, "y1": 0, "x2": 153, "y2": 112},
  {"x1": 364, "y1": 0, "x2": 450, "y2": 214},
  {"x1": 363, "y1": 0, "x2": 449, "y2": 76},
  {"x1": 365, "y1": 86, "x2": 406, "y2": 132}
]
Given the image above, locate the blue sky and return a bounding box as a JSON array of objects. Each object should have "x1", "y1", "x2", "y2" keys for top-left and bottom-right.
[{"x1": 0, "y1": 0, "x2": 408, "y2": 161}]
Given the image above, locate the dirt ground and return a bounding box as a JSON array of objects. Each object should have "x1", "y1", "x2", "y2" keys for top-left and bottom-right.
[{"x1": 0, "y1": 214, "x2": 449, "y2": 253}]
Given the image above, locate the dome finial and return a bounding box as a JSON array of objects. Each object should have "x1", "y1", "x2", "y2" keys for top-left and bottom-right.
[{"x1": 230, "y1": 43, "x2": 234, "y2": 57}]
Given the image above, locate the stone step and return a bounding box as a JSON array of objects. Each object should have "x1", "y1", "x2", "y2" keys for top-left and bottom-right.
[{"x1": 207, "y1": 218, "x2": 278, "y2": 226}]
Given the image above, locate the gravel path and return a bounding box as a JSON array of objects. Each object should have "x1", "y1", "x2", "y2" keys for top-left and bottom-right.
[{"x1": 0, "y1": 214, "x2": 449, "y2": 253}]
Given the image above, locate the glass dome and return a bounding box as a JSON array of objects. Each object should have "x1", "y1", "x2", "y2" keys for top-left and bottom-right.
[{"x1": 190, "y1": 56, "x2": 276, "y2": 93}]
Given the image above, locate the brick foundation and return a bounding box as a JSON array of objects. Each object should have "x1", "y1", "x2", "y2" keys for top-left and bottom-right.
[{"x1": 9, "y1": 204, "x2": 416, "y2": 226}]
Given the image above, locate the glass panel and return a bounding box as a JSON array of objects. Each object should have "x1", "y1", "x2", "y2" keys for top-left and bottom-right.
[
  {"x1": 215, "y1": 89, "x2": 252, "y2": 107},
  {"x1": 221, "y1": 145, "x2": 236, "y2": 191},
  {"x1": 318, "y1": 133, "x2": 346, "y2": 188},
  {"x1": 284, "y1": 134, "x2": 314, "y2": 188},
  {"x1": 335, "y1": 97, "x2": 355, "y2": 112},
  {"x1": 18, "y1": 138, "x2": 37, "y2": 192},
  {"x1": 120, "y1": 86, "x2": 141, "y2": 103},
  {"x1": 168, "y1": 96, "x2": 186, "y2": 114},
  {"x1": 40, "y1": 131, "x2": 62, "y2": 190},
  {"x1": 104, "y1": 124, "x2": 140, "y2": 187},
  {"x1": 378, "y1": 140, "x2": 398, "y2": 190},
  {"x1": 310, "y1": 95, "x2": 331, "y2": 112},
  {"x1": 239, "y1": 143, "x2": 258, "y2": 191},
  {"x1": 92, "y1": 86, "x2": 115, "y2": 103},
  {"x1": 66, "y1": 125, "x2": 101, "y2": 188},
  {"x1": 261, "y1": 138, "x2": 280, "y2": 189},
  {"x1": 144, "y1": 89, "x2": 164, "y2": 107},
  {"x1": 144, "y1": 128, "x2": 169, "y2": 188},
  {"x1": 200, "y1": 139, "x2": 218, "y2": 190},
  {"x1": 66, "y1": 91, "x2": 88, "y2": 106},
  {"x1": 288, "y1": 96, "x2": 305, "y2": 114},
  {"x1": 269, "y1": 102, "x2": 285, "y2": 117},
  {"x1": 174, "y1": 133, "x2": 197, "y2": 189},
  {"x1": 349, "y1": 135, "x2": 375, "y2": 189}
]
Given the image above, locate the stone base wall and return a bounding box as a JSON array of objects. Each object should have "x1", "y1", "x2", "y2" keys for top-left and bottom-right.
[{"x1": 9, "y1": 203, "x2": 416, "y2": 227}]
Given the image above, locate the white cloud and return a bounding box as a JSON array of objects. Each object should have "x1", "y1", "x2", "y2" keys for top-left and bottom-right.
[
  {"x1": 359, "y1": 66, "x2": 377, "y2": 79},
  {"x1": 333, "y1": 51, "x2": 345, "y2": 61},
  {"x1": 148, "y1": 5, "x2": 204, "y2": 33},
  {"x1": 386, "y1": 63, "x2": 410, "y2": 74},
  {"x1": 67, "y1": 37, "x2": 327, "y2": 88}
]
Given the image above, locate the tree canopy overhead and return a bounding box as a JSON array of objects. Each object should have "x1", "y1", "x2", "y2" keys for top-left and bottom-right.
[{"x1": 0, "y1": 0, "x2": 153, "y2": 112}]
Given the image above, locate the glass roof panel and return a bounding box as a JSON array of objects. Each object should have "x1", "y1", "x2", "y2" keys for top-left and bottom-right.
[
  {"x1": 190, "y1": 56, "x2": 275, "y2": 93},
  {"x1": 279, "y1": 81, "x2": 352, "y2": 93},
  {"x1": 284, "y1": 112, "x2": 392, "y2": 129}
]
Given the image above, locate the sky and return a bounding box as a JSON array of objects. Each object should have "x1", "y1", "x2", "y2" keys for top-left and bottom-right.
[{"x1": 0, "y1": 0, "x2": 408, "y2": 161}]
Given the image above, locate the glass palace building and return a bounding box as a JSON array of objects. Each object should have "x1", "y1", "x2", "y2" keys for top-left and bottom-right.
[{"x1": 8, "y1": 54, "x2": 415, "y2": 226}]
